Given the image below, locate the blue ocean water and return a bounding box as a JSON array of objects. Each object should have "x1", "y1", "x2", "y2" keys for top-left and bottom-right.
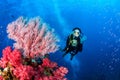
[{"x1": 0, "y1": 0, "x2": 120, "y2": 80}]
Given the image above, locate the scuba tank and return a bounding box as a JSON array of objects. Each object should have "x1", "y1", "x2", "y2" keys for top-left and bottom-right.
[{"x1": 80, "y1": 33, "x2": 87, "y2": 44}]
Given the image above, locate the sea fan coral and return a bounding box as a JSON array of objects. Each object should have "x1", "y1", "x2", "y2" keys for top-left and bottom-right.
[{"x1": 7, "y1": 17, "x2": 59, "y2": 58}]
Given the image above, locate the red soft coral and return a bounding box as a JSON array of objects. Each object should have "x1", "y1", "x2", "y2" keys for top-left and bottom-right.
[
  {"x1": 42, "y1": 58, "x2": 57, "y2": 68},
  {"x1": 0, "y1": 46, "x2": 22, "y2": 68},
  {"x1": 9, "y1": 49, "x2": 22, "y2": 67},
  {"x1": 53, "y1": 67, "x2": 68, "y2": 80},
  {"x1": 0, "y1": 47, "x2": 11, "y2": 68},
  {"x1": 12, "y1": 65, "x2": 35, "y2": 80},
  {"x1": 42, "y1": 58, "x2": 68, "y2": 80},
  {"x1": 0, "y1": 76, "x2": 3, "y2": 80},
  {"x1": 0, "y1": 48, "x2": 68, "y2": 80}
]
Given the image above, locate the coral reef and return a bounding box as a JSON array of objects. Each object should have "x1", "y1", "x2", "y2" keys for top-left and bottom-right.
[{"x1": 0, "y1": 17, "x2": 68, "y2": 80}]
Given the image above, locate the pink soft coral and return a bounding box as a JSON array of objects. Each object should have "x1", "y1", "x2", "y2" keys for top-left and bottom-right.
[{"x1": 7, "y1": 17, "x2": 59, "y2": 58}]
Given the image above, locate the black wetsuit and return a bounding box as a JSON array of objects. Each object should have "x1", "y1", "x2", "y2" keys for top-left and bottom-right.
[{"x1": 63, "y1": 34, "x2": 83, "y2": 60}]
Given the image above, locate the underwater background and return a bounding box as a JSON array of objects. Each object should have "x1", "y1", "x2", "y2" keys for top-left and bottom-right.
[{"x1": 0, "y1": 0, "x2": 120, "y2": 80}]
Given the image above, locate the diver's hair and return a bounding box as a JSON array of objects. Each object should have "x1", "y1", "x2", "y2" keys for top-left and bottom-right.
[{"x1": 72, "y1": 27, "x2": 82, "y2": 33}]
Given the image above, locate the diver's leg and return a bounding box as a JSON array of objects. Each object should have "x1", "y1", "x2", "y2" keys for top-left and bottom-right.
[
  {"x1": 70, "y1": 53, "x2": 75, "y2": 60},
  {"x1": 62, "y1": 52, "x2": 68, "y2": 57},
  {"x1": 62, "y1": 47, "x2": 67, "y2": 51},
  {"x1": 70, "y1": 50, "x2": 78, "y2": 60},
  {"x1": 62, "y1": 49, "x2": 70, "y2": 57}
]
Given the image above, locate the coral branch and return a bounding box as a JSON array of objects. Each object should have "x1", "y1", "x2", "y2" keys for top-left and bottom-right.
[{"x1": 7, "y1": 17, "x2": 59, "y2": 58}]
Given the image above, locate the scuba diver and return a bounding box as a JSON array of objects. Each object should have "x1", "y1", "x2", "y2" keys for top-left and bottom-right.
[{"x1": 62, "y1": 27, "x2": 87, "y2": 60}]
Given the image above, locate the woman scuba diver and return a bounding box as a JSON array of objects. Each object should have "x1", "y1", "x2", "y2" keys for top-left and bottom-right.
[{"x1": 62, "y1": 27, "x2": 87, "y2": 60}]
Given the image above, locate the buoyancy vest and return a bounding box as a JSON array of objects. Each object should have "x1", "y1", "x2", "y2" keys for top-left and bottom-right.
[{"x1": 68, "y1": 34, "x2": 80, "y2": 47}]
